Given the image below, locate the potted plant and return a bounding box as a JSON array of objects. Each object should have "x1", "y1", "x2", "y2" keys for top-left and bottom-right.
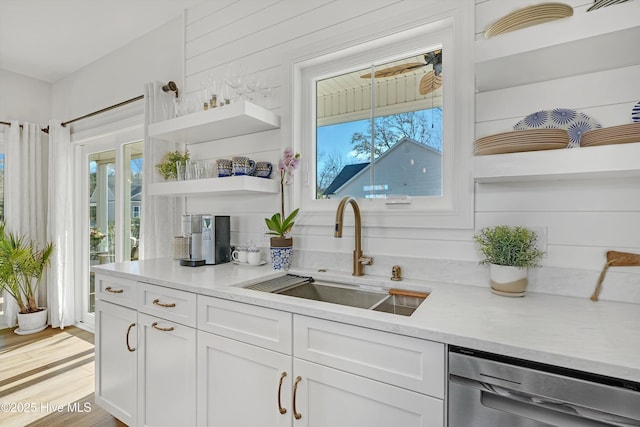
[
  {"x1": 0, "y1": 222, "x2": 54, "y2": 333},
  {"x1": 474, "y1": 225, "x2": 545, "y2": 297},
  {"x1": 264, "y1": 148, "x2": 301, "y2": 270},
  {"x1": 155, "y1": 150, "x2": 190, "y2": 180}
]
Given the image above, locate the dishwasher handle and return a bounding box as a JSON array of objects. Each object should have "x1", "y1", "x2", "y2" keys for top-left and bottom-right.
[{"x1": 452, "y1": 375, "x2": 640, "y2": 427}]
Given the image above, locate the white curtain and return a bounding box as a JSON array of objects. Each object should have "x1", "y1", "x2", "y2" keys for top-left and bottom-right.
[
  {"x1": 46, "y1": 120, "x2": 75, "y2": 328},
  {"x1": 4, "y1": 122, "x2": 49, "y2": 327},
  {"x1": 141, "y1": 82, "x2": 182, "y2": 259}
]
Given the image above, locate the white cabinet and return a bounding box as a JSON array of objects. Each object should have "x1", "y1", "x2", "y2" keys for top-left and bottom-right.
[
  {"x1": 293, "y1": 359, "x2": 443, "y2": 427},
  {"x1": 292, "y1": 315, "x2": 444, "y2": 427},
  {"x1": 137, "y1": 312, "x2": 197, "y2": 427},
  {"x1": 94, "y1": 276, "x2": 198, "y2": 427},
  {"x1": 197, "y1": 331, "x2": 292, "y2": 427},
  {"x1": 95, "y1": 299, "x2": 138, "y2": 427},
  {"x1": 197, "y1": 295, "x2": 293, "y2": 427},
  {"x1": 196, "y1": 297, "x2": 445, "y2": 427}
]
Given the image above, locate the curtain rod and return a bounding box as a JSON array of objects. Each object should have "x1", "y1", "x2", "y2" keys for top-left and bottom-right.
[
  {"x1": 60, "y1": 94, "x2": 144, "y2": 127},
  {"x1": 2, "y1": 80, "x2": 179, "y2": 134}
]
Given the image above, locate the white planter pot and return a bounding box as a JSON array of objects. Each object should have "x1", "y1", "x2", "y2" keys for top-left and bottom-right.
[
  {"x1": 489, "y1": 264, "x2": 528, "y2": 297},
  {"x1": 16, "y1": 308, "x2": 48, "y2": 335}
]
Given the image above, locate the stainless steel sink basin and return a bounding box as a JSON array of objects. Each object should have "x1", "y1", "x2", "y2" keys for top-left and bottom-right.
[
  {"x1": 370, "y1": 294, "x2": 425, "y2": 316},
  {"x1": 275, "y1": 281, "x2": 386, "y2": 310},
  {"x1": 245, "y1": 274, "x2": 428, "y2": 316}
]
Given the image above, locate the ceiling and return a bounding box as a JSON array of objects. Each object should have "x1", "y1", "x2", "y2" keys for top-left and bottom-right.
[{"x1": 0, "y1": 0, "x2": 202, "y2": 83}]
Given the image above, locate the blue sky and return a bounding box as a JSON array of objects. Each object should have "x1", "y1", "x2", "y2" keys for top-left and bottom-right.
[{"x1": 316, "y1": 108, "x2": 442, "y2": 174}]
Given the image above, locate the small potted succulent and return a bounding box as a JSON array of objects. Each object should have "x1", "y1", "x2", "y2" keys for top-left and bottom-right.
[
  {"x1": 264, "y1": 148, "x2": 301, "y2": 270},
  {"x1": 474, "y1": 225, "x2": 545, "y2": 297}
]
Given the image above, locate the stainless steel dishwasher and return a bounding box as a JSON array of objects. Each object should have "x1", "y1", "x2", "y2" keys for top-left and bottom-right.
[{"x1": 448, "y1": 346, "x2": 640, "y2": 426}]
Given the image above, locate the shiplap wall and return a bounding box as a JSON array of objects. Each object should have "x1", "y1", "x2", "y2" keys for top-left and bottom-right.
[
  {"x1": 474, "y1": 1, "x2": 640, "y2": 275},
  {"x1": 179, "y1": 0, "x2": 639, "y2": 298}
]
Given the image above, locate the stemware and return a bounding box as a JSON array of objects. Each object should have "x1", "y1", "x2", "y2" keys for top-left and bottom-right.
[{"x1": 225, "y1": 63, "x2": 246, "y2": 102}]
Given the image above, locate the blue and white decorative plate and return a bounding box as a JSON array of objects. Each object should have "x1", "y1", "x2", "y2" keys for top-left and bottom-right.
[
  {"x1": 514, "y1": 108, "x2": 601, "y2": 148},
  {"x1": 632, "y1": 101, "x2": 640, "y2": 123}
]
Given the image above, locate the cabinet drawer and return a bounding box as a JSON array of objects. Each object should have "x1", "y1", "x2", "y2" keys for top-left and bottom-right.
[
  {"x1": 138, "y1": 282, "x2": 197, "y2": 327},
  {"x1": 197, "y1": 296, "x2": 292, "y2": 354},
  {"x1": 294, "y1": 315, "x2": 445, "y2": 398},
  {"x1": 95, "y1": 274, "x2": 137, "y2": 309}
]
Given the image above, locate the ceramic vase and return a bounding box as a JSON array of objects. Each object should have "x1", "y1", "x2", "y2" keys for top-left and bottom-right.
[
  {"x1": 489, "y1": 264, "x2": 528, "y2": 297},
  {"x1": 270, "y1": 237, "x2": 293, "y2": 271},
  {"x1": 16, "y1": 308, "x2": 48, "y2": 334}
]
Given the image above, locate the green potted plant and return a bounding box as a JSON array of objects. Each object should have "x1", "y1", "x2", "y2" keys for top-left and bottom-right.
[
  {"x1": 155, "y1": 150, "x2": 190, "y2": 180},
  {"x1": 474, "y1": 225, "x2": 545, "y2": 297},
  {"x1": 265, "y1": 148, "x2": 301, "y2": 270},
  {"x1": 0, "y1": 222, "x2": 54, "y2": 333}
]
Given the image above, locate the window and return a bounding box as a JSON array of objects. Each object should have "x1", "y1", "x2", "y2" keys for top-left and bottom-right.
[
  {"x1": 316, "y1": 50, "x2": 443, "y2": 200},
  {"x1": 291, "y1": 10, "x2": 474, "y2": 229}
]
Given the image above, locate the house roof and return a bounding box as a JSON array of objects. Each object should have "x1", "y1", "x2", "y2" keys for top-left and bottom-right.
[
  {"x1": 324, "y1": 162, "x2": 369, "y2": 195},
  {"x1": 325, "y1": 137, "x2": 441, "y2": 195}
]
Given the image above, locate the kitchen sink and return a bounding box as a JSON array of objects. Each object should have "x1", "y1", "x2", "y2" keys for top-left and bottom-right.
[
  {"x1": 276, "y1": 281, "x2": 387, "y2": 309},
  {"x1": 244, "y1": 274, "x2": 428, "y2": 316}
]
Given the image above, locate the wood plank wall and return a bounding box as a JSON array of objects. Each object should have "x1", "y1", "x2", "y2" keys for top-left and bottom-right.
[{"x1": 178, "y1": 0, "x2": 640, "y2": 291}]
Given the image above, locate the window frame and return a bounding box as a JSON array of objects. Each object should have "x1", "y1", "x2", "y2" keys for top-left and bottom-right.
[{"x1": 289, "y1": 11, "x2": 474, "y2": 230}]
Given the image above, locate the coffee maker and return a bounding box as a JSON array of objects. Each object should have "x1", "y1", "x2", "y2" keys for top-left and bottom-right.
[
  {"x1": 202, "y1": 215, "x2": 231, "y2": 265},
  {"x1": 179, "y1": 214, "x2": 230, "y2": 267}
]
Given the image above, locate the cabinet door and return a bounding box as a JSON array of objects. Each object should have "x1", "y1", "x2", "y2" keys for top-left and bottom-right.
[
  {"x1": 292, "y1": 358, "x2": 443, "y2": 427},
  {"x1": 197, "y1": 331, "x2": 292, "y2": 427},
  {"x1": 138, "y1": 313, "x2": 196, "y2": 427},
  {"x1": 95, "y1": 300, "x2": 138, "y2": 427}
]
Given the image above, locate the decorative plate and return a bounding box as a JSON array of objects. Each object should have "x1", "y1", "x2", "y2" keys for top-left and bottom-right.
[
  {"x1": 513, "y1": 108, "x2": 601, "y2": 147},
  {"x1": 587, "y1": 0, "x2": 628, "y2": 12},
  {"x1": 484, "y1": 3, "x2": 573, "y2": 38},
  {"x1": 632, "y1": 101, "x2": 640, "y2": 123}
]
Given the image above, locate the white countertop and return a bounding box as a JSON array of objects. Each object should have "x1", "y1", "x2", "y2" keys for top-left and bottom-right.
[{"x1": 93, "y1": 258, "x2": 640, "y2": 383}]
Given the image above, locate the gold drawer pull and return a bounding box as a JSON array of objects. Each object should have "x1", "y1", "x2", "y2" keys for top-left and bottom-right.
[
  {"x1": 293, "y1": 376, "x2": 302, "y2": 420},
  {"x1": 152, "y1": 298, "x2": 176, "y2": 308},
  {"x1": 277, "y1": 372, "x2": 287, "y2": 414},
  {"x1": 105, "y1": 286, "x2": 123, "y2": 294},
  {"x1": 151, "y1": 322, "x2": 175, "y2": 332},
  {"x1": 126, "y1": 323, "x2": 136, "y2": 352}
]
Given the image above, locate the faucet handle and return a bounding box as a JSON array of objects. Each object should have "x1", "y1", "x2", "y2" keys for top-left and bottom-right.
[{"x1": 359, "y1": 255, "x2": 373, "y2": 265}]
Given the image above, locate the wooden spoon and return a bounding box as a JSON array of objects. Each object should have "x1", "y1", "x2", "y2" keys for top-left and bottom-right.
[{"x1": 591, "y1": 251, "x2": 640, "y2": 301}]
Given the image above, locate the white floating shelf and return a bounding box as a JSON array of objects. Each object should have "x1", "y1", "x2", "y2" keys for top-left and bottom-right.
[
  {"x1": 475, "y1": 1, "x2": 640, "y2": 92},
  {"x1": 148, "y1": 176, "x2": 279, "y2": 196},
  {"x1": 148, "y1": 100, "x2": 280, "y2": 144},
  {"x1": 473, "y1": 142, "x2": 640, "y2": 183}
]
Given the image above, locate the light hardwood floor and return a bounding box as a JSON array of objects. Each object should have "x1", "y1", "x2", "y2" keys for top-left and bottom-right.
[{"x1": 0, "y1": 325, "x2": 127, "y2": 427}]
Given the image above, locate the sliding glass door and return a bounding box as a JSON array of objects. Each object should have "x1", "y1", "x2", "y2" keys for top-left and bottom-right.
[{"x1": 83, "y1": 140, "x2": 142, "y2": 323}]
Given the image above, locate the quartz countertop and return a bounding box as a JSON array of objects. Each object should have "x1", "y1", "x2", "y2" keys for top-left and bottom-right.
[{"x1": 92, "y1": 258, "x2": 640, "y2": 383}]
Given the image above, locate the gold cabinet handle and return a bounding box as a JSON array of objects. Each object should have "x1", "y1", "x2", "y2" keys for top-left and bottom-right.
[
  {"x1": 277, "y1": 372, "x2": 287, "y2": 414},
  {"x1": 152, "y1": 298, "x2": 176, "y2": 308},
  {"x1": 292, "y1": 376, "x2": 302, "y2": 420},
  {"x1": 105, "y1": 286, "x2": 123, "y2": 294},
  {"x1": 126, "y1": 322, "x2": 136, "y2": 352},
  {"x1": 151, "y1": 322, "x2": 175, "y2": 332}
]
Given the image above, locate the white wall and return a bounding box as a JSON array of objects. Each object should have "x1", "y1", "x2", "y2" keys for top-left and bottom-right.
[
  {"x1": 179, "y1": 0, "x2": 640, "y2": 302},
  {"x1": 50, "y1": 16, "x2": 185, "y2": 130},
  {"x1": 0, "y1": 68, "x2": 51, "y2": 125}
]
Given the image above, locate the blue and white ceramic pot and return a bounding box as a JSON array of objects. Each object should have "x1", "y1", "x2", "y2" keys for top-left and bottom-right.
[{"x1": 270, "y1": 237, "x2": 293, "y2": 270}]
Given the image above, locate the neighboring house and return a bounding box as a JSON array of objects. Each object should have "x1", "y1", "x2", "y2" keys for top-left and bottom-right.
[
  {"x1": 89, "y1": 183, "x2": 142, "y2": 227},
  {"x1": 325, "y1": 137, "x2": 442, "y2": 199}
]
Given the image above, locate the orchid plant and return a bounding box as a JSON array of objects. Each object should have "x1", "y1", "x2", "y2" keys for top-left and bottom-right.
[{"x1": 265, "y1": 148, "x2": 301, "y2": 240}]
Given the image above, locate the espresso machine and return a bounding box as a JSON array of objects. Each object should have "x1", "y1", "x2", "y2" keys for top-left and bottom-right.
[{"x1": 179, "y1": 214, "x2": 230, "y2": 267}]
